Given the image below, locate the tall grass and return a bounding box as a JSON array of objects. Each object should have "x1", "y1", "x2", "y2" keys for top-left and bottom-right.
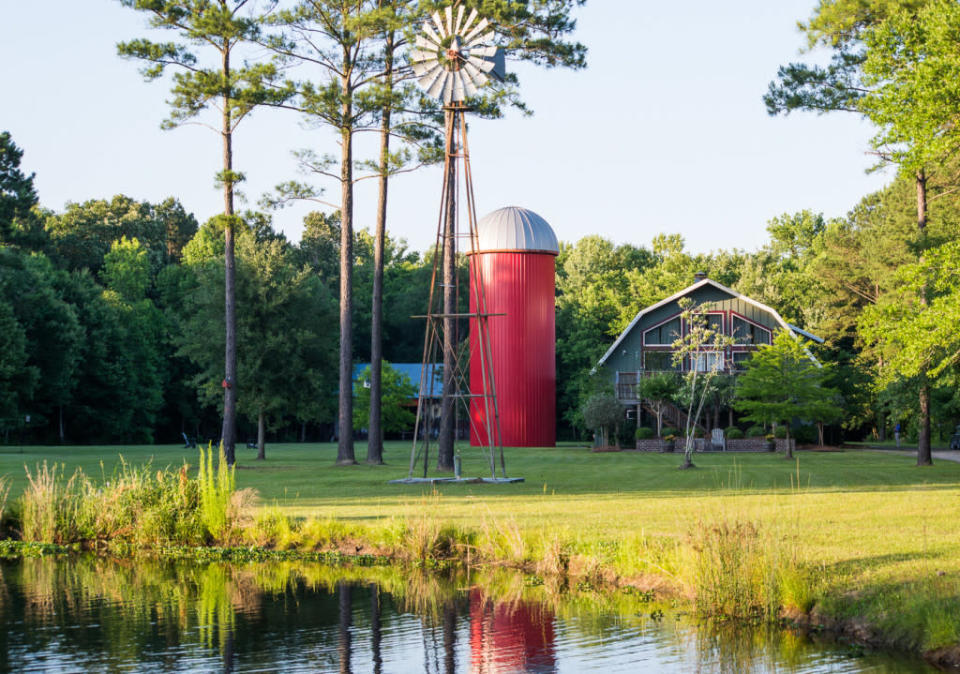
[
  {"x1": 197, "y1": 443, "x2": 235, "y2": 542},
  {"x1": 686, "y1": 519, "x2": 802, "y2": 619},
  {"x1": 16, "y1": 449, "x2": 240, "y2": 546},
  {"x1": 21, "y1": 462, "x2": 80, "y2": 544}
]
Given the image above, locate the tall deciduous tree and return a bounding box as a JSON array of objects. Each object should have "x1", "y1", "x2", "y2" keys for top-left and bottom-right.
[
  {"x1": 766, "y1": 0, "x2": 942, "y2": 464},
  {"x1": 117, "y1": 0, "x2": 291, "y2": 464},
  {"x1": 177, "y1": 215, "x2": 338, "y2": 457},
  {"x1": 734, "y1": 330, "x2": 841, "y2": 459},
  {"x1": 353, "y1": 361, "x2": 416, "y2": 440}
]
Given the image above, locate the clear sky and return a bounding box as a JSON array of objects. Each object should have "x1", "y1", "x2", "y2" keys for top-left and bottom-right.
[{"x1": 1, "y1": 1, "x2": 891, "y2": 255}]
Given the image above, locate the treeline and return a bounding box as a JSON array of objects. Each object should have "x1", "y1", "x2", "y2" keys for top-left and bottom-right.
[
  {"x1": 0, "y1": 132, "x2": 435, "y2": 446},
  {"x1": 4, "y1": 126, "x2": 960, "y2": 446}
]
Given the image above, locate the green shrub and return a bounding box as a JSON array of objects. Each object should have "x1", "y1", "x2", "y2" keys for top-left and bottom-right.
[
  {"x1": 746, "y1": 425, "x2": 765, "y2": 438},
  {"x1": 635, "y1": 427, "x2": 655, "y2": 440},
  {"x1": 726, "y1": 427, "x2": 744, "y2": 439},
  {"x1": 774, "y1": 425, "x2": 788, "y2": 439},
  {"x1": 794, "y1": 424, "x2": 817, "y2": 444},
  {"x1": 661, "y1": 427, "x2": 678, "y2": 438}
]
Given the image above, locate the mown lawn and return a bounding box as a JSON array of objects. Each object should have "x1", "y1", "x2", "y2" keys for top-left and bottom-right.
[{"x1": 2, "y1": 441, "x2": 958, "y2": 568}]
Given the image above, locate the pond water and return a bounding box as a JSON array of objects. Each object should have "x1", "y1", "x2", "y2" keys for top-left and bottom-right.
[{"x1": 0, "y1": 556, "x2": 934, "y2": 673}]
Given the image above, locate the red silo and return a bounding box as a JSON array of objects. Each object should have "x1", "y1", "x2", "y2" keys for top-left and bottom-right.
[{"x1": 468, "y1": 206, "x2": 558, "y2": 448}]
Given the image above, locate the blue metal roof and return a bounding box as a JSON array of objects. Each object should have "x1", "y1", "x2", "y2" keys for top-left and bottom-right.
[{"x1": 353, "y1": 362, "x2": 444, "y2": 398}]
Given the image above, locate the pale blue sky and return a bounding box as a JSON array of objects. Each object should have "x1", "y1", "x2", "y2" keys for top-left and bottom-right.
[{"x1": 1, "y1": 1, "x2": 890, "y2": 254}]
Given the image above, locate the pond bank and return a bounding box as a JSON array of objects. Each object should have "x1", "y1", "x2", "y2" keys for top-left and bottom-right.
[{"x1": 0, "y1": 531, "x2": 956, "y2": 671}]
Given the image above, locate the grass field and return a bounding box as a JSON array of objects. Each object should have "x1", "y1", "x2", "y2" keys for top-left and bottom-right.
[{"x1": 1, "y1": 441, "x2": 959, "y2": 653}]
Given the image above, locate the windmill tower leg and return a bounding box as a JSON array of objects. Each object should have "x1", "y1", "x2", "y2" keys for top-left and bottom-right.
[{"x1": 437, "y1": 107, "x2": 457, "y2": 472}]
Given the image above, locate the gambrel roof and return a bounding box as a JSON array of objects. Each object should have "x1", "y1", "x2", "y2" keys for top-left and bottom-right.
[{"x1": 595, "y1": 278, "x2": 823, "y2": 369}]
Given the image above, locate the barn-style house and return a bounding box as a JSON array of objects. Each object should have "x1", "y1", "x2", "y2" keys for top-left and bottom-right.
[{"x1": 595, "y1": 273, "x2": 822, "y2": 416}]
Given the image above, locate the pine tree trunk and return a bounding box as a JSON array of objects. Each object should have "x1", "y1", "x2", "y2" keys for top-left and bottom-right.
[
  {"x1": 58, "y1": 405, "x2": 65, "y2": 444},
  {"x1": 367, "y1": 32, "x2": 393, "y2": 466},
  {"x1": 300, "y1": 421, "x2": 307, "y2": 443},
  {"x1": 916, "y1": 169, "x2": 933, "y2": 466},
  {"x1": 370, "y1": 584, "x2": 382, "y2": 674},
  {"x1": 437, "y1": 108, "x2": 457, "y2": 472},
  {"x1": 442, "y1": 599, "x2": 457, "y2": 674},
  {"x1": 220, "y1": 50, "x2": 237, "y2": 466},
  {"x1": 336, "y1": 71, "x2": 356, "y2": 466},
  {"x1": 338, "y1": 581, "x2": 352, "y2": 674},
  {"x1": 256, "y1": 409, "x2": 265, "y2": 460}
]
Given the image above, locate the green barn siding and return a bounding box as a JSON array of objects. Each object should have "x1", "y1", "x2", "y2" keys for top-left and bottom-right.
[{"x1": 598, "y1": 284, "x2": 783, "y2": 384}]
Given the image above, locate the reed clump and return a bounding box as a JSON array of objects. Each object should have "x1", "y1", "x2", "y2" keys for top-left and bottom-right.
[
  {"x1": 16, "y1": 447, "x2": 244, "y2": 547},
  {"x1": 686, "y1": 519, "x2": 803, "y2": 619}
]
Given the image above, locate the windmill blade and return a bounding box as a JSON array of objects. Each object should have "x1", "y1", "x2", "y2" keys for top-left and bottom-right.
[
  {"x1": 452, "y1": 71, "x2": 466, "y2": 101},
  {"x1": 462, "y1": 60, "x2": 489, "y2": 88},
  {"x1": 463, "y1": 17, "x2": 489, "y2": 44},
  {"x1": 460, "y1": 8, "x2": 479, "y2": 36},
  {"x1": 442, "y1": 72, "x2": 455, "y2": 104},
  {"x1": 453, "y1": 5, "x2": 466, "y2": 35},
  {"x1": 423, "y1": 22, "x2": 443, "y2": 47},
  {"x1": 415, "y1": 35, "x2": 440, "y2": 52},
  {"x1": 428, "y1": 71, "x2": 449, "y2": 99},
  {"x1": 410, "y1": 49, "x2": 437, "y2": 64},
  {"x1": 412, "y1": 58, "x2": 440, "y2": 77},
  {"x1": 469, "y1": 45, "x2": 498, "y2": 59},
  {"x1": 444, "y1": 6, "x2": 453, "y2": 35},
  {"x1": 469, "y1": 55, "x2": 497, "y2": 74},
  {"x1": 465, "y1": 30, "x2": 495, "y2": 49},
  {"x1": 432, "y1": 11, "x2": 447, "y2": 39},
  {"x1": 461, "y1": 70, "x2": 479, "y2": 98},
  {"x1": 418, "y1": 62, "x2": 445, "y2": 90}
]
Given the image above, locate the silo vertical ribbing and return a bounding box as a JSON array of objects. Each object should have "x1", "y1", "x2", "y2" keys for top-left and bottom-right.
[{"x1": 468, "y1": 207, "x2": 557, "y2": 448}]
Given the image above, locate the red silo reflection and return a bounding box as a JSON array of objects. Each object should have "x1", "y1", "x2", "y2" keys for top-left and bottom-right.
[{"x1": 468, "y1": 589, "x2": 556, "y2": 673}]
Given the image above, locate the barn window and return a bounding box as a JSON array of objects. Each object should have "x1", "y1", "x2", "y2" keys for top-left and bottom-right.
[
  {"x1": 707, "y1": 313, "x2": 724, "y2": 334},
  {"x1": 690, "y1": 352, "x2": 722, "y2": 373},
  {"x1": 644, "y1": 351, "x2": 678, "y2": 371},
  {"x1": 731, "y1": 316, "x2": 770, "y2": 345},
  {"x1": 732, "y1": 351, "x2": 752, "y2": 371},
  {"x1": 643, "y1": 317, "x2": 681, "y2": 345}
]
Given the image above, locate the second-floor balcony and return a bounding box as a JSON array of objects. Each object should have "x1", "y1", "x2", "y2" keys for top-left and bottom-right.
[{"x1": 615, "y1": 350, "x2": 750, "y2": 402}]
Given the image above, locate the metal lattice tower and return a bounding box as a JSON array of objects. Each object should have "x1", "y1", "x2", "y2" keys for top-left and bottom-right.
[{"x1": 404, "y1": 6, "x2": 510, "y2": 480}]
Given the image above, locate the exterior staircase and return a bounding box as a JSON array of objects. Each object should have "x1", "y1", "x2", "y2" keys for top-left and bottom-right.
[{"x1": 641, "y1": 399, "x2": 707, "y2": 435}]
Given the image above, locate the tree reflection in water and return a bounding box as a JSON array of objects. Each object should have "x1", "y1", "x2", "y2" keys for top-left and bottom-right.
[{"x1": 0, "y1": 557, "x2": 932, "y2": 673}]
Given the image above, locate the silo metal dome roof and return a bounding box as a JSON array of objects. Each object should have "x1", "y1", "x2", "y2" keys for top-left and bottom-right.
[{"x1": 474, "y1": 206, "x2": 559, "y2": 255}]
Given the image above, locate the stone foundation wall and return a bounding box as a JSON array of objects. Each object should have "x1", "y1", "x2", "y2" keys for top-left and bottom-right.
[{"x1": 634, "y1": 438, "x2": 796, "y2": 453}]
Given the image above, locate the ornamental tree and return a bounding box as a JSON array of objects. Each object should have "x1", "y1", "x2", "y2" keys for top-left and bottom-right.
[{"x1": 734, "y1": 330, "x2": 841, "y2": 459}]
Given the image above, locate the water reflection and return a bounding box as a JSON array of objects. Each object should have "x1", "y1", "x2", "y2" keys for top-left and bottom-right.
[{"x1": 0, "y1": 557, "x2": 934, "y2": 672}]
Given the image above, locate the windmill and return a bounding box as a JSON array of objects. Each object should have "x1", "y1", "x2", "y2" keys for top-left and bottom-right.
[{"x1": 394, "y1": 5, "x2": 519, "y2": 484}]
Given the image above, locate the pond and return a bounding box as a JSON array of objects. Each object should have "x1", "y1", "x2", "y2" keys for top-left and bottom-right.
[{"x1": 0, "y1": 556, "x2": 934, "y2": 672}]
